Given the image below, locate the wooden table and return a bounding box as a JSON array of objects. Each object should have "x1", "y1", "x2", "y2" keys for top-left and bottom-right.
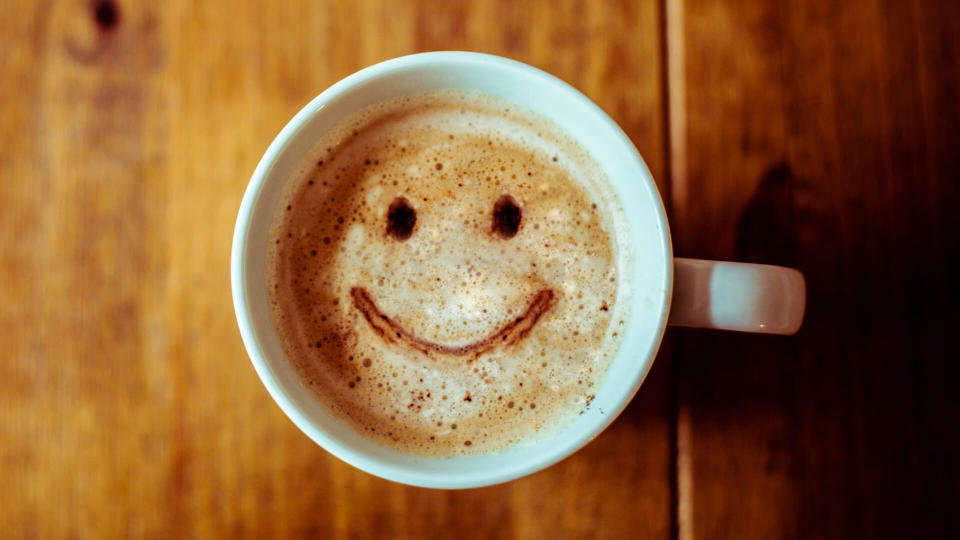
[{"x1": 2, "y1": 0, "x2": 957, "y2": 538}]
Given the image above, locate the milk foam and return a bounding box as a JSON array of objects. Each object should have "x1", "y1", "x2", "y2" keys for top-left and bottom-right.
[{"x1": 267, "y1": 91, "x2": 628, "y2": 456}]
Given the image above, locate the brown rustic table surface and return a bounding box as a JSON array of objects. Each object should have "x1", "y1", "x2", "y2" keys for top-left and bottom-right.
[{"x1": 2, "y1": 1, "x2": 957, "y2": 538}]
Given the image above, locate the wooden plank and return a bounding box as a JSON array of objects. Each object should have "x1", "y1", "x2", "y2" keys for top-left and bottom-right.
[
  {"x1": 0, "y1": 1, "x2": 670, "y2": 538},
  {"x1": 672, "y1": 0, "x2": 960, "y2": 537}
]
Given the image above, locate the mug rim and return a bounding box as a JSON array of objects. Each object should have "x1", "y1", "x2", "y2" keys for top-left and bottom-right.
[{"x1": 231, "y1": 51, "x2": 673, "y2": 488}]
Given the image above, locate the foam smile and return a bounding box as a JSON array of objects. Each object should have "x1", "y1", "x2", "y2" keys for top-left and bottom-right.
[{"x1": 350, "y1": 287, "x2": 555, "y2": 357}]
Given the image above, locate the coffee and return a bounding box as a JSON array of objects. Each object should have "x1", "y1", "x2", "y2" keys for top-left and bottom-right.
[{"x1": 267, "y1": 91, "x2": 627, "y2": 456}]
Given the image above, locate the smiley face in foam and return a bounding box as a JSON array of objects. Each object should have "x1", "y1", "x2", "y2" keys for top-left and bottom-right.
[
  {"x1": 350, "y1": 191, "x2": 555, "y2": 357},
  {"x1": 268, "y1": 91, "x2": 627, "y2": 456}
]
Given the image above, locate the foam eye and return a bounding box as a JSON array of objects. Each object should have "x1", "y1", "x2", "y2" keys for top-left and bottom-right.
[
  {"x1": 386, "y1": 197, "x2": 416, "y2": 241},
  {"x1": 492, "y1": 195, "x2": 522, "y2": 239}
]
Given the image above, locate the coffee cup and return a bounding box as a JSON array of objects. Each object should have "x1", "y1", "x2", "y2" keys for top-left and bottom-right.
[{"x1": 231, "y1": 52, "x2": 805, "y2": 488}]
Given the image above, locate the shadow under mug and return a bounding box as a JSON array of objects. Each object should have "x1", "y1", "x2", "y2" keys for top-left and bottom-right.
[{"x1": 231, "y1": 52, "x2": 806, "y2": 489}]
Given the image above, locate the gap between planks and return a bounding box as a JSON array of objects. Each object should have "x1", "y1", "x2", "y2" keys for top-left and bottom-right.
[{"x1": 661, "y1": 0, "x2": 692, "y2": 538}]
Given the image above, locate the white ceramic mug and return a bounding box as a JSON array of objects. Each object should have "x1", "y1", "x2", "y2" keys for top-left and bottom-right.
[{"x1": 231, "y1": 52, "x2": 805, "y2": 489}]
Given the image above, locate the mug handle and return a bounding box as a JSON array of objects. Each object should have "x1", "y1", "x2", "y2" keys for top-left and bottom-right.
[{"x1": 668, "y1": 258, "x2": 806, "y2": 335}]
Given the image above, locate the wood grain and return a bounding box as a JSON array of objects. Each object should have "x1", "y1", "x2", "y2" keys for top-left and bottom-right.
[
  {"x1": 7, "y1": 0, "x2": 958, "y2": 538},
  {"x1": 673, "y1": 0, "x2": 960, "y2": 538},
  {"x1": 0, "y1": 1, "x2": 669, "y2": 538}
]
